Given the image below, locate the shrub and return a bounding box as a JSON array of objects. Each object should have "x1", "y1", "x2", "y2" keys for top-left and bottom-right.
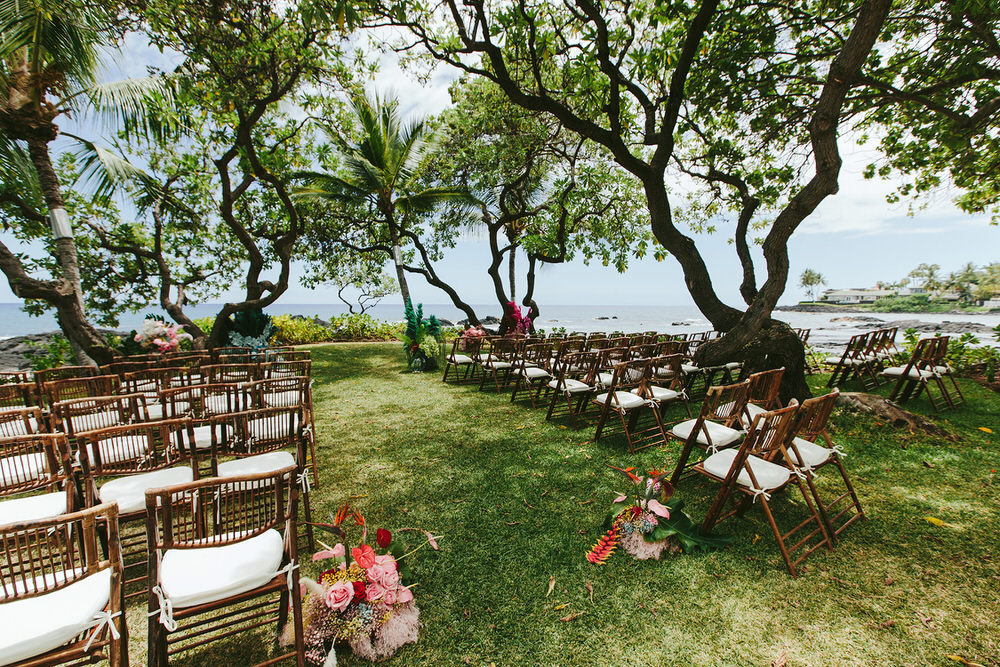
[
  {"x1": 272, "y1": 315, "x2": 335, "y2": 344},
  {"x1": 328, "y1": 313, "x2": 403, "y2": 341},
  {"x1": 25, "y1": 334, "x2": 73, "y2": 371}
]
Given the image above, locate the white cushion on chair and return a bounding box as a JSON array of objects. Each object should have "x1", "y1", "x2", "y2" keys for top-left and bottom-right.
[
  {"x1": 787, "y1": 437, "x2": 831, "y2": 469},
  {"x1": 703, "y1": 448, "x2": 791, "y2": 491},
  {"x1": 159, "y1": 529, "x2": 284, "y2": 609},
  {"x1": 0, "y1": 453, "x2": 47, "y2": 485},
  {"x1": 518, "y1": 367, "x2": 549, "y2": 379},
  {"x1": 146, "y1": 403, "x2": 165, "y2": 420},
  {"x1": 262, "y1": 391, "x2": 302, "y2": 408},
  {"x1": 0, "y1": 491, "x2": 67, "y2": 527},
  {"x1": 547, "y1": 378, "x2": 591, "y2": 393},
  {"x1": 448, "y1": 354, "x2": 473, "y2": 365},
  {"x1": 741, "y1": 402, "x2": 768, "y2": 428},
  {"x1": 0, "y1": 569, "x2": 111, "y2": 665},
  {"x1": 593, "y1": 391, "x2": 646, "y2": 410},
  {"x1": 724, "y1": 361, "x2": 742, "y2": 370},
  {"x1": 84, "y1": 434, "x2": 149, "y2": 466},
  {"x1": 631, "y1": 386, "x2": 680, "y2": 401},
  {"x1": 484, "y1": 361, "x2": 511, "y2": 370},
  {"x1": 681, "y1": 363, "x2": 699, "y2": 374},
  {"x1": 0, "y1": 417, "x2": 39, "y2": 436},
  {"x1": 189, "y1": 425, "x2": 217, "y2": 450},
  {"x1": 595, "y1": 372, "x2": 614, "y2": 387},
  {"x1": 217, "y1": 451, "x2": 296, "y2": 478},
  {"x1": 671, "y1": 419, "x2": 743, "y2": 449},
  {"x1": 247, "y1": 414, "x2": 299, "y2": 441},
  {"x1": 99, "y1": 467, "x2": 193, "y2": 514},
  {"x1": 882, "y1": 366, "x2": 934, "y2": 379}
]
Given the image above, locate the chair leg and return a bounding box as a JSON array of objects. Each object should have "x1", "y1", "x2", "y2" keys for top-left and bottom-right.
[{"x1": 758, "y1": 495, "x2": 799, "y2": 577}]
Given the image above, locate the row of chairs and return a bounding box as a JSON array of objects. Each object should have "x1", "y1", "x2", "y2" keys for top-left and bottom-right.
[
  {"x1": 825, "y1": 327, "x2": 899, "y2": 390},
  {"x1": 1, "y1": 468, "x2": 305, "y2": 666}
]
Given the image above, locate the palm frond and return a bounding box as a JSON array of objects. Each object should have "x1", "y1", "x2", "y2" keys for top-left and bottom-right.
[
  {"x1": 397, "y1": 187, "x2": 479, "y2": 215},
  {"x1": 0, "y1": 135, "x2": 42, "y2": 202},
  {"x1": 75, "y1": 76, "x2": 181, "y2": 143},
  {"x1": 291, "y1": 171, "x2": 372, "y2": 203}
]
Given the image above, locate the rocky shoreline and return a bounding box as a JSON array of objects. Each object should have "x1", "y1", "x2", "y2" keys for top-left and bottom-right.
[{"x1": 776, "y1": 303, "x2": 999, "y2": 315}]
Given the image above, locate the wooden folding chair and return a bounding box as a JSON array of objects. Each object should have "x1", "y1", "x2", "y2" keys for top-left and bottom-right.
[
  {"x1": 442, "y1": 336, "x2": 480, "y2": 384},
  {"x1": 510, "y1": 341, "x2": 553, "y2": 407},
  {"x1": 145, "y1": 468, "x2": 304, "y2": 666},
  {"x1": 0, "y1": 405, "x2": 46, "y2": 438},
  {"x1": 743, "y1": 367, "x2": 784, "y2": 426},
  {"x1": 263, "y1": 348, "x2": 310, "y2": 363},
  {"x1": 635, "y1": 354, "x2": 691, "y2": 417},
  {"x1": 211, "y1": 346, "x2": 253, "y2": 363},
  {"x1": 0, "y1": 502, "x2": 127, "y2": 665},
  {"x1": 42, "y1": 375, "x2": 119, "y2": 407},
  {"x1": 478, "y1": 338, "x2": 516, "y2": 392},
  {"x1": 34, "y1": 366, "x2": 98, "y2": 399},
  {"x1": 201, "y1": 363, "x2": 260, "y2": 385},
  {"x1": 784, "y1": 390, "x2": 865, "y2": 541},
  {"x1": 592, "y1": 358, "x2": 670, "y2": 453},
  {"x1": 0, "y1": 381, "x2": 39, "y2": 416},
  {"x1": 883, "y1": 337, "x2": 955, "y2": 411},
  {"x1": 262, "y1": 360, "x2": 311, "y2": 379},
  {"x1": 244, "y1": 377, "x2": 318, "y2": 489},
  {"x1": 0, "y1": 432, "x2": 76, "y2": 527},
  {"x1": 78, "y1": 418, "x2": 199, "y2": 598},
  {"x1": 543, "y1": 351, "x2": 599, "y2": 428},
  {"x1": 156, "y1": 383, "x2": 245, "y2": 460},
  {"x1": 695, "y1": 404, "x2": 833, "y2": 577},
  {"x1": 826, "y1": 332, "x2": 875, "y2": 389},
  {"x1": 669, "y1": 381, "x2": 750, "y2": 484},
  {"x1": 122, "y1": 368, "x2": 195, "y2": 418}
]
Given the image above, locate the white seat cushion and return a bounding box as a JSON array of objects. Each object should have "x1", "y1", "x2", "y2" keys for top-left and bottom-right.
[
  {"x1": 787, "y1": 437, "x2": 832, "y2": 469},
  {"x1": 703, "y1": 448, "x2": 791, "y2": 491},
  {"x1": 146, "y1": 403, "x2": 165, "y2": 420},
  {"x1": 98, "y1": 467, "x2": 193, "y2": 515},
  {"x1": 261, "y1": 391, "x2": 302, "y2": 408},
  {"x1": 547, "y1": 378, "x2": 591, "y2": 394},
  {"x1": 84, "y1": 434, "x2": 149, "y2": 466},
  {"x1": 0, "y1": 452, "x2": 47, "y2": 485},
  {"x1": 0, "y1": 417, "x2": 39, "y2": 437},
  {"x1": 595, "y1": 372, "x2": 614, "y2": 387},
  {"x1": 0, "y1": 491, "x2": 67, "y2": 527},
  {"x1": 671, "y1": 419, "x2": 743, "y2": 449},
  {"x1": 189, "y1": 425, "x2": 217, "y2": 450},
  {"x1": 0, "y1": 569, "x2": 111, "y2": 665},
  {"x1": 158, "y1": 529, "x2": 284, "y2": 609},
  {"x1": 724, "y1": 361, "x2": 742, "y2": 370},
  {"x1": 742, "y1": 402, "x2": 767, "y2": 427},
  {"x1": 631, "y1": 386, "x2": 680, "y2": 401},
  {"x1": 681, "y1": 364, "x2": 699, "y2": 374},
  {"x1": 247, "y1": 414, "x2": 299, "y2": 441},
  {"x1": 519, "y1": 367, "x2": 549, "y2": 379},
  {"x1": 448, "y1": 354, "x2": 473, "y2": 365},
  {"x1": 484, "y1": 361, "x2": 511, "y2": 370},
  {"x1": 217, "y1": 451, "x2": 296, "y2": 478},
  {"x1": 594, "y1": 391, "x2": 646, "y2": 410},
  {"x1": 882, "y1": 366, "x2": 934, "y2": 379}
]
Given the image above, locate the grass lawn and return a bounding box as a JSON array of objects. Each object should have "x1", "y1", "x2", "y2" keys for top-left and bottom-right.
[{"x1": 129, "y1": 342, "x2": 1000, "y2": 666}]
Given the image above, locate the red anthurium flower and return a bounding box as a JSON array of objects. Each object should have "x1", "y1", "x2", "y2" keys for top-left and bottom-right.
[
  {"x1": 351, "y1": 544, "x2": 376, "y2": 569},
  {"x1": 376, "y1": 528, "x2": 392, "y2": 549}
]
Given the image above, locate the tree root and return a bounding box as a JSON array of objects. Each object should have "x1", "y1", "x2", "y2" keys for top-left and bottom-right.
[{"x1": 836, "y1": 392, "x2": 955, "y2": 440}]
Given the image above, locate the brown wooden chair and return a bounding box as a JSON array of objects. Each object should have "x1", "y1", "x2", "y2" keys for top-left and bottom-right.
[
  {"x1": 442, "y1": 336, "x2": 480, "y2": 384},
  {"x1": 78, "y1": 419, "x2": 199, "y2": 597},
  {"x1": 694, "y1": 404, "x2": 833, "y2": 577},
  {"x1": 210, "y1": 346, "x2": 253, "y2": 363},
  {"x1": 0, "y1": 370, "x2": 31, "y2": 384},
  {"x1": 0, "y1": 433, "x2": 76, "y2": 527},
  {"x1": 477, "y1": 337, "x2": 517, "y2": 392},
  {"x1": 263, "y1": 348, "x2": 309, "y2": 363},
  {"x1": 669, "y1": 381, "x2": 750, "y2": 484},
  {"x1": 262, "y1": 360, "x2": 311, "y2": 380},
  {"x1": 157, "y1": 383, "x2": 245, "y2": 458},
  {"x1": 0, "y1": 381, "x2": 39, "y2": 416},
  {"x1": 100, "y1": 360, "x2": 156, "y2": 378},
  {"x1": 635, "y1": 354, "x2": 691, "y2": 417},
  {"x1": 42, "y1": 375, "x2": 119, "y2": 407},
  {"x1": 784, "y1": 390, "x2": 865, "y2": 541},
  {"x1": 592, "y1": 358, "x2": 670, "y2": 453},
  {"x1": 144, "y1": 468, "x2": 304, "y2": 666},
  {"x1": 0, "y1": 502, "x2": 127, "y2": 665},
  {"x1": 202, "y1": 363, "x2": 260, "y2": 385},
  {"x1": 34, "y1": 366, "x2": 98, "y2": 397},
  {"x1": 243, "y1": 377, "x2": 318, "y2": 489},
  {"x1": 510, "y1": 342, "x2": 553, "y2": 407},
  {"x1": 742, "y1": 367, "x2": 784, "y2": 426},
  {"x1": 122, "y1": 368, "x2": 196, "y2": 418},
  {"x1": 826, "y1": 332, "x2": 877, "y2": 389},
  {"x1": 882, "y1": 337, "x2": 956, "y2": 410},
  {"x1": 53, "y1": 394, "x2": 149, "y2": 445},
  {"x1": 543, "y1": 351, "x2": 600, "y2": 428},
  {"x1": 0, "y1": 405, "x2": 46, "y2": 438}
]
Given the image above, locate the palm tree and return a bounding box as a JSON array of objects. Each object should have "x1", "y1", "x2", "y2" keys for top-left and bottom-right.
[
  {"x1": 799, "y1": 268, "x2": 826, "y2": 303},
  {"x1": 0, "y1": 0, "x2": 175, "y2": 362},
  {"x1": 293, "y1": 92, "x2": 474, "y2": 307}
]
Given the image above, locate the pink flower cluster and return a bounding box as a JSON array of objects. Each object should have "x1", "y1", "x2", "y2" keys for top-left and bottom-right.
[
  {"x1": 134, "y1": 319, "x2": 192, "y2": 354},
  {"x1": 313, "y1": 540, "x2": 413, "y2": 615},
  {"x1": 507, "y1": 301, "x2": 533, "y2": 335}
]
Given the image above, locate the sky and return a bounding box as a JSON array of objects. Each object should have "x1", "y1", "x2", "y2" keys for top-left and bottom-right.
[{"x1": 2, "y1": 31, "x2": 996, "y2": 310}]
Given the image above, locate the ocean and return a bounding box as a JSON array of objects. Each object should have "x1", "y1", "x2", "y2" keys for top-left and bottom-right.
[{"x1": 3, "y1": 302, "x2": 998, "y2": 352}]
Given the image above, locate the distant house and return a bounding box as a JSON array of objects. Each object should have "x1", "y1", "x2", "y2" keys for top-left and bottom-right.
[
  {"x1": 821, "y1": 288, "x2": 895, "y2": 304},
  {"x1": 896, "y1": 286, "x2": 925, "y2": 296},
  {"x1": 984, "y1": 295, "x2": 1000, "y2": 309}
]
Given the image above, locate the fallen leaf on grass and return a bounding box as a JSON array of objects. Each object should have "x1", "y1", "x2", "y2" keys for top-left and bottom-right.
[
  {"x1": 577, "y1": 499, "x2": 593, "y2": 506},
  {"x1": 922, "y1": 461, "x2": 936, "y2": 468},
  {"x1": 923, "y1": 517, "x2": 947, "y2": 527},
  {"x1": 504, "y1": 521, "x2": 522, "y2": 526},
  {"x1": 916, "y1": 611, "x2": 934, "y2": 627},
  {"x1": 553, "y1": 603, "x2": 569, "y2": 610},
  {"x1": 771, "y1": 651, "x2": 788, "y2": 667},
  {"x1": 978, "y1": 427, "x2": 993, "y2": 434},
  {"x1": 880, "y1": 620, "x2": 895, "y2": 628},
  {"x1": 945, "y1": 655, "x2": 985, "y2": 667},
  {"x1": 523, "y1": 499, "x2": 536, "y2": 509},
  {"x1": 559, "y1": 612, "x2": 583, "y2": 622},
  {"x1": 585, "y1": 582, "x2": 594, "y2": 604},
  {"x1": 423, "y1": 531, "x2": 440, "y2": 550},
  {"x1": 546, "y1": 576, "x2": 556, "y2": 597},
  {"x1": 884, "y1": 576, "x2": 895, "y2": 586}
]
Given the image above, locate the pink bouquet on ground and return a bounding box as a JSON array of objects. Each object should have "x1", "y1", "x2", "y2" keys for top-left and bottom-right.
[
  {"x1": 284, "y1": 505, "x2": 438, "y2": 665},
  {"x1": 134, "y1": 319, "x2": 192, "y2": 354}
]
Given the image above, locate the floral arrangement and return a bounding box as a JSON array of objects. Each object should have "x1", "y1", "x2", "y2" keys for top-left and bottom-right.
[
  {"x1": 285, "y1": 504, "x2": 437, "y2": 665},
  {"x1": 224, "y1": 308, "x2": 276, "y2": 349},
  {"x1": 399, "y1": 300, "x2": 442, "y2": 372},
  {"x1": 586, "y1": 467, "x2": 730, "y2": 564},
  {"x1": 458, "y1": 325, "x2": 487, "y2": 351},
  {"x1": 506, "y1": 301, "x2": 533, "y2": 335},
  {"x1": 133, "y1": 318, "x2": 192, "y2": 354}
]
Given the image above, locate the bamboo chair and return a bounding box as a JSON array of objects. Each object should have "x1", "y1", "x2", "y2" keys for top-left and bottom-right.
[
  {"x1": 262, "y1": 360, "x2": 311, "y2": 379},
  {"x1": 883, "y1": 337, "x2": 956, "y2": 411},
  {"x1": 742, "y1": 367, "x2": 785, "y2": 426},
  {"x1": 543, "y1": 351, "x2": 600, "y2": 428},
  {"x1": 826, "y1": 332, "x2": 875, "y2": 388},
  {"x1": 42, "y1": 375, "x2": 120, "y2": 408},
  {"x1": 213, "y1": 406, "x2": 313, "y2": 550},
  {"x1": 244, "y1": 377, "x2": 318, "y2": 489},
  {"x1": 510, "y1": 342, "x2": 553, "y2": 407},
  {"x1": 592, "y1": 358, "x2": 670, "y2": 453},
  {"x1": 53, "y1": 394, "x2": 149, "y2": 446},
  {"x1": 0, "y1": 433, "x2": 76, "y2": 527},
  {"x1": 784, "y1": 390, "x2": 864, "y2": 541},
  {"x1": 0, "y1": 406, "x2": 46, "y2": 438},
  {"x1": 210, "y1": 346, "x2": 252, "y2": 363},
  {"x1": 157, "y1": 383, "x2": 244, "y2": 458},
  {"x1": 442, "y1": 336, "x2": 481, "y2": 384},
  {"x1": 122, "y1": 368, "x2": 195, "y2": 418},
  {"x1": 634, "y1": 354, "x2": 691, "y2": 417},
  {"x1": 695, "y1": 404, "x2": 833, "y2": 577},
  {"x1": 0, "y1": 503, "x2": 127, "y2": 665},
  {"x1": 201, "y1": 363, "x2": 260, "y2": 385},
  {"x1": 669, "y1": 381, "x2": 750, "y2": 484},
  {"x1": 144, "y1": 468, "x2": 304, "y2": 666},
  {"x1": 263, "y1": 348, "x2": 309, "y2": 363},
  {"x1": 77, "y1": 418, "x2": 199, "y2": 597},
  {"x1": 34, "y1": 366, "x2": 98, "y2": 398},
  {"x1": 100, "y1": 360, "x2": 156, "y2": 377},
  {"x1": 0, "y1": 381, "x2": 38, "y2": 421},
  {"x1": 0, "y1": 370, "x2": 31, "y2": 384},
  {"x1": 478, "y1": 338, "x2": 517, "y2": 392}
]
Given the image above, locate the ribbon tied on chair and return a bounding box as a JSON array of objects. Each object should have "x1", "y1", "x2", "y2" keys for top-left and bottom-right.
[{"x1": 83, "y1": 609, "x2": 122, "y2": 652}]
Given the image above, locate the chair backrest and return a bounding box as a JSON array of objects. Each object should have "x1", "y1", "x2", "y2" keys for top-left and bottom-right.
[
  {"x1": 54, "y1": 394, "x2": 148, "y2": 438},
  {"x1": 99, "y1": 360, "x2": 155, "y2": 377},
  {"x1": 34, "y1": 365, "x2": 98, "y2": 387},
  {"x1": 0, "y1": 381, "x2": 37, "y2": 410},
  {"x1": 606, "y1": 358, "x2": 649, "y2": 394},
  {"x1": 598, "y1": 346, "x2": 630, "y2": 369},
  {"x1": 483, "y1": 337, "x2": 517, "y2": 364},
  {"x1": 0, "y1": 371, "x2": 31, "y2": 384},
  {"x1": 243, "y1": 377, "x2": 309, "y2": 410},
  {"x1": 746, "y1": 368, "x2": 785, "y2": 409},
  {"x1": 792, "y1": 390, "x2": 839, "y2": 446},
  {"x1": 158, "y1": 353, "x2": 210, "y2": 371},
  {"x1": 0, "y1": 503, "x2": 121, "y2": 604},
  {"x1": 646, "y1": 354, "x2": 684, "y2": 390},
  {"x1": 228, "y1": 406, "x2": 304, "y2": 458},
  {"x1": 202, "y1": 363, "x2": 259, "y2": 384},
  {"x1": 78, "y1": 418, "x2": 197, "y2": 477},
  {"x1": 795, "y1": 328, "x2": 811, "y2": 344},
  {"x1": 697, "y1": 381, "x2": 751, "y2": 427},
  {"x1": 263, "y1": 359, "x2": 311, "y2": 379},
  {"x1": 741, "y1": 403, "x2": 801, "y2": 461},
  {"x1": 521, "y1": 341, "x2": 552, "y2": 369},
  {"x1": 264, "y1": 349, "x2": 310, "y2": 363},
  {"x1": 43, "y1": 374, "x2": 120, "y2": 406},
  {"x1": 158, "y1": 383, "x2": 244, "y2": 420},
  {"x1": 0, "y1": 406, "x2": 45, "y2": 438},
  {"x1": 453, "y1": 335, "x2": 483, "y2": 358},
  {"x1": 122, "y1": 367, "x2": 193, "y2": 395},
  {"x1": 842, "y1": 332, "x2": 871, "y2": 361},
  {"x1": 551, "y1": 351, "x2": 599, "y2": 389},
  {"x1": 0, "y1": 432, "x2": 73, "y2": 501},
  {"x1": 212, "y1": 346, "x2": 252, "y2": 362},
  {"x1": 145, "y1": 467, "x2": 296, "y2": 556}
]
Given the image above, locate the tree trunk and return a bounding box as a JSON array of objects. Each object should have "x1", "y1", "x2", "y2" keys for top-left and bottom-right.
[
  {"x1": 387, "y1": 222, "x2": 411, "y2": 308},
  {"x1": 508, "y1": 246, "x2": 516, "y2": 301}
]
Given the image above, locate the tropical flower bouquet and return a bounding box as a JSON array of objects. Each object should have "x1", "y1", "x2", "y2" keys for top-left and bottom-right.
[
  {"x1": 586, "y1": 467, "x2": 731, "y2": 564},
  {"x1": 505, "y1": 301, "x2": 533, "y2": 335},
  {"x1": 399, "y1": 300, "x2": 442, "y2": 372},
  {"x1": 458, "y1": 325, "x2": 487, "y2": 350},
  {"x1": 134, "y1": 317, "x2": 192, "y2": 354},
  {"x1": 285, "y1": 505, "x2": 437, "y2": 665}
]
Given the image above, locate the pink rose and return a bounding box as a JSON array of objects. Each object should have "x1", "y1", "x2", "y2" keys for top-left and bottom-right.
[
  {"x1": 396, "y1": 586, "x2": 414, "y2": 604},
  {"x1": 352, "y1": 545, "x2": 376, "y2": 569},
  {"x1": 374, "y1": 553, "x2": 396, "y2": 571},
  {"x1": 366, "y1": 581, "x2": 386, "y2": 601},
  {"x1": 325, "y1": 581, "x2": 354, "y2": 611},
  {"x1": 382, "y1": 587, "x2": 397, "y2": 605},
  {"x1": 366, "y1": 563, "x2": 386, "y2": 583},
  {"x1": 380, "y1": 568, "x2": 399, "y2": 589}
]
